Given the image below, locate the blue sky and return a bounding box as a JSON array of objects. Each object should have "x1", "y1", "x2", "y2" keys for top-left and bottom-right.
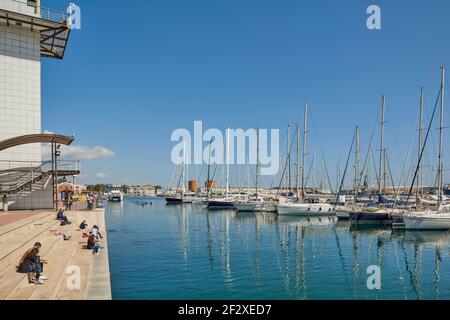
[{"x1": 41, "y1": 0, "x2": 450, "y2": 187}]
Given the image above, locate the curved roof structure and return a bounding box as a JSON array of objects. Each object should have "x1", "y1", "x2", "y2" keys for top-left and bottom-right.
[{"x1": 0, "y1": 134, "x2": 75, "y2": 152}]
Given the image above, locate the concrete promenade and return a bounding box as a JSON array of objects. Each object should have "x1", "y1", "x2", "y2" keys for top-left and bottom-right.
[{"x1": 0, "y1": 209, "x2": 112, "y2": 300}]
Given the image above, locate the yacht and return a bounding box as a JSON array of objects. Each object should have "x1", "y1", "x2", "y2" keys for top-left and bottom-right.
[
  {"x1": 403, "y1": 209, "x2": 450, "y2": 231},
  {"x1": 109, "y1": 189, "x2": 123, "y2": 202},
  {"x1": 235, "y1": 197, "x2": 265, "y2": 212},
  {"x1": 207, "y1": 198, "x2": 236, "y2": 210},
  {"x1": 403, "y1": 66, "x2": 450, "y2": 231},
  {"x1": 165, "y1": 195, "x2": 183, "y2": 204},
  {"x1": 277, "y1": 202, "x2": 334, "y2": 216}
]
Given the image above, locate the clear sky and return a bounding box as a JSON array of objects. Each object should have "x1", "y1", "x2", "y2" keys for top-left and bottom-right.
[{"x1": 41, "y1": 0, "x2": 450, "y2": 188}]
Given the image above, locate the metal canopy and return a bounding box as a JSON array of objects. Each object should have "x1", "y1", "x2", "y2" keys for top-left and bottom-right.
[
  {"x1": 0, "y1": 134, "x2": 75, "y2": 152},
  {"x1": 0, "y1": 8, "x2": 70, "y2": 59}
]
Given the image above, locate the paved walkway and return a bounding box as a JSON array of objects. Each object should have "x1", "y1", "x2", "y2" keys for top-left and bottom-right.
[{"x1": 0, "y1": 210, "x2": 45, "y2": 227}]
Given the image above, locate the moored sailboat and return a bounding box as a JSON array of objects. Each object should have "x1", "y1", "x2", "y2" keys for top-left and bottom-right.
[{"x1": 403, "y1": 65, "x2": 450, "y2": 231}]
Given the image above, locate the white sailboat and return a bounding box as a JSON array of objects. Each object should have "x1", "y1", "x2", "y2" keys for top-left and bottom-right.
[
  {"x1": 207, "y1": 128, "x2": 236, "y2": 210},
  {"x1": 403, "y1": 65, "x2": 450, "y2": 230},
  {"x1": 235, "y1": 129, "x2": 265, "y2": 212},
  {"x1": 277, "y1": 102, "x2": 334, "y2": 216},
  {"x1": 277, "y1": 201, "x2": 334, "y2": 215}
]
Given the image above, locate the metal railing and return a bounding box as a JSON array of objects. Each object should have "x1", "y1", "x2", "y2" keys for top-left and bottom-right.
[
  {"x1": 0, "y1": 0, "x2": 68, "y2": 23},
  {"x1": 0, "y1": 159, "x2": 80, "y2": 194}
]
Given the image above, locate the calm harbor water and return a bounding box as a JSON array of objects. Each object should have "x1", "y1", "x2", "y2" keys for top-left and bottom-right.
[{"x1": 106, "y1": 197, "x2": 450, "y2": 300}]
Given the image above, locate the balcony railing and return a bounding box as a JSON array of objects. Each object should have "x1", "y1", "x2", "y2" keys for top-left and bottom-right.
[
  {"x1": 0, "y1": 160, "x2": 80, "y2": 194},
  {"x1": 0, "y1": 0, "x2": 68, "y2": 24}
]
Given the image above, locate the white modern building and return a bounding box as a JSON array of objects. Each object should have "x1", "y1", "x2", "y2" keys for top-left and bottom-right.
[{"x1": 0, "y1": 0, "x2": 73, "y2": 210}]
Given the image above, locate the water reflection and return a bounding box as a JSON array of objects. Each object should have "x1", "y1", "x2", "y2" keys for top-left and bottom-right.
[{"x1": 106, "y1": 197, "x2": 450, "y2": 300}]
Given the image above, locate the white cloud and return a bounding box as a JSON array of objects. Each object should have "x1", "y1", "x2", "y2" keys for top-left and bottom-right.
[
  {"x1": 42, "y1": 144, "x2": 115, "y2": 160},
  {"x1": 60, "y1": 145, "x2": 115, "y2": 160},
  {"x1": 95, "y1": 172, "x2": 108, "y2": 179},
  {"x1": 42, "y1": 130, "x2": 115, "y2": 161}
]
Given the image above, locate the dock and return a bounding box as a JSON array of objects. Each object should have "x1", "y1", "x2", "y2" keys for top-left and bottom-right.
[{"x1": 0, "y1": 209, "x2": 111, "y2": 300}]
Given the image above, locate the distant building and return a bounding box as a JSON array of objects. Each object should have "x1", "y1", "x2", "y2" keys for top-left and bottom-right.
[
  {"x1": 127, "y1": 185, "x2": 156, "y2": 196},
  {"x1": 105, "y1": 184, "x2": 123, "y2": 193}
]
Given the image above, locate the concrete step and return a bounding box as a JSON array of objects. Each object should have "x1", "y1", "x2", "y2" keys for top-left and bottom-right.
[
  {"x1": 0, "y1": 218, "x2": 61, "y2": 271},
  {"x1": 0, "y1": 230, "x2": 64, "y2": 300},
  {"x1": 25, "y1": 244, "x2": 79, "y2": 300},
  {"x1": 0, "y1": 212, "x2": 56, "y2": 244},
  {"x1": 53, "y1": 212, "x2": 106, "y2": 300},
  {"x1": 0, "y1": 209, "x2": 111, "y2": 300},
  {"x1": 53, "y1": 248, "x2": 94, "y2": 300},
  {"x1": 6, "y1": 213, "x2": 99, "y2": 300}
]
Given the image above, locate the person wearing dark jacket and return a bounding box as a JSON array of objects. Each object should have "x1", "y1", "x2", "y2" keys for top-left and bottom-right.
[
  {"x1": 79, "y1": 220, "x2": 88, "y2": 230},
  {"x1": 56, "y1": 209, "x2": 71, "y2": 224},
  {"x1": 18, "y1": 245, "x2": 48, "y2": 284},
  {"x1": 87, "y1": 234, "x2": 101, "y2": 255}
]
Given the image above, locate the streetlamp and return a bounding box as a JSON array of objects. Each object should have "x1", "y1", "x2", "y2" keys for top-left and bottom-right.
[{"x1": 52, "y1": 143, "x2": 61, "y2": 210}]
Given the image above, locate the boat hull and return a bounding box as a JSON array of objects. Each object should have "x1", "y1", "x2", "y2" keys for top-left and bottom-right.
[
  {"x1": 235, "y1": 203, "x2": 262, "y2": 212},
  {"x1": 336, "y1": 211, "x2": 351, "y2": 220},
  {"x1": 165, "y1": 197, "x2": 183, "y2": 204},
  {"x1": 350, "y1": 211, "x2": 392, "y2": 225},
  {"x1": 403, "y1": 213, "x2": 450, "y2": 231},
  {"x1": 207, "y1": 200, "x2": 235, "y2": 210},
  {"x1": 277, "y1": 203, "x2": 334, "y2": 216},
  {"x1": 262, "y1": 204, "x2": 277, "y2": 213}
]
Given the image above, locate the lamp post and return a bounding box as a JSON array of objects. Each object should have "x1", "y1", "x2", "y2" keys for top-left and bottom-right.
[{"x1": 53, "y1": 144, "x2": 61, "y2": 210}]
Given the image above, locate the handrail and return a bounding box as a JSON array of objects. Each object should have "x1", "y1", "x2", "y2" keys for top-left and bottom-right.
[
  {"x1": 0, "y1": 160, "x2": 80, "y2": 194},
  {"x1": 0, "y1": 0, "x2": 68, "y2": 23}
]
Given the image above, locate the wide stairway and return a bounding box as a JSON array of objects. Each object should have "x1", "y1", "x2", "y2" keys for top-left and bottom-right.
[{"x1": 0, "y1": 209, "x2": 111, "y2": 300}]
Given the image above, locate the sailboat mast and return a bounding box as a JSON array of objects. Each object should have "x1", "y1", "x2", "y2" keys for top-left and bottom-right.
[
  {"x1": 379, "y1": 95, "x2": 385, "y2": 194},
  {"x1": 336, "y1": 159, "x2": 340, "y2": 194},
  {"x1": 256, "y1": 129, "x2": 260, "y2": 198},
  {"x1": 206, "y1": 141, "x2": 211, "y2": 199},
  {"x1": 366, "y1": 141, "x2": 372, "y2": 193},
  {"x1": 226, "y1": 128, "x2": 230, "y2": 200},
  {"x1": 287, "y1": 122, "x2": 291, "y2": 191},
  {"x1": 354, "y1": 126, "x2": 360, "y2": 195},
  {"x1": 302, "y1": 101, "x2": 308, "y2": 197},
  {"x1": 186, "y1": 152, "x2": 189, "y2": 193},
  {"x1": 417, "y1": 87, "x2": 424, "y2": 201},
  {"x1": 438, "y1": 65, "x2": 445, "y2": 205},
  {"x1": 296, "y1": 123, "x2": 300, "y2": 200},
  {"x1": 182, "y1": 141, "x2": 186, "y2": 195}
]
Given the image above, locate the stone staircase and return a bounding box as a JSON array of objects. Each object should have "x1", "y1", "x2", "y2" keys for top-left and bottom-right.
[
  {"x1": 0, "y1": 162, "x2": 54, "y2": 211},
  {"x1": 0, "y1": 210, "x2": 111, "y2": 300},
  {"x1": 0, "y1": 175, "x2": 53, "y2": 211}
]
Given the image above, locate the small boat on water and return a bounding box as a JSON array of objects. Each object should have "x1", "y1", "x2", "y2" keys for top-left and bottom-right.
[
  {"x1": 165, "y1": 196, "x2": 183, "y2": 204},
  {"x1": 109, "y1": 189, "x2": 123, "y2": 202}
]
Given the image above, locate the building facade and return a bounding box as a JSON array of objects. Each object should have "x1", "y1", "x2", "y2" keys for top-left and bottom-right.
[
  {"x1": 0, "y1": 0, "x2": 71, "y2": 210},
  {"x1": 0, "y1": 0, "x2": 42, "y2": 167}
]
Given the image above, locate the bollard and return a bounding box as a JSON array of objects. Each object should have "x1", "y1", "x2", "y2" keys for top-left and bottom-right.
[{"x1": 2, "y1": 195, "x2": 8, "y2": 212}]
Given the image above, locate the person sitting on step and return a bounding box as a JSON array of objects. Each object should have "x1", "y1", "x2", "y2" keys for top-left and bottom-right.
[
  {"x1": 90, "y1": 225, "x2": 103, "y2": 240},
  {"x1": 87, "y1": 234, "x2": 102, "y2": 255},
  {"x1": 56, "y1": 209, "x2": 71, "y2": 225},
  {"x1": 18, "y1": 243, "x2": 48, "y2": 284},
  {"x1": 79, "y1": 220, "x2": 88, "y2": 230}
]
